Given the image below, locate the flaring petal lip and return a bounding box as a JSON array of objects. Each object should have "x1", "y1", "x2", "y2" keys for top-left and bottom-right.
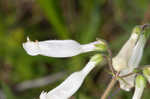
[{"x1": 22, "y1": 42, "x2": 40, "y2": 56}]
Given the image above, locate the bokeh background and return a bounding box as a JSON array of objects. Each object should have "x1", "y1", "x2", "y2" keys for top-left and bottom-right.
[{"x1": 0, "y1": 0, "x2": 150, "y2": 99}]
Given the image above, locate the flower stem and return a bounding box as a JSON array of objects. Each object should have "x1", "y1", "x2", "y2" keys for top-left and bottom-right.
[
  {"x1": 106, "y1": 43, "x2": 115, "y2": 75},
  {"x1": 101, "y1": 72, "x2": 119, "y2": 99}
]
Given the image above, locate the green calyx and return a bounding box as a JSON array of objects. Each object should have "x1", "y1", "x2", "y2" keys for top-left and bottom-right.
[
  {"x1": 132, "y1": 25, "x2": 142, "y2": 35},
  {"x1": 136, "y1": 75, "x2": 146, "y2": 88},
  {"x1": 132, "y1": 24, "x2": 150, "y2": 40},
  {"x1": 91, "y1": 54, "x2": 103, "y2": 64},
  {"x1": 142, "y1": 26, "x2": 150, "y2": 39},
  {"x1": 95, "y1": 43, "x2": 107, "y2": 51}
]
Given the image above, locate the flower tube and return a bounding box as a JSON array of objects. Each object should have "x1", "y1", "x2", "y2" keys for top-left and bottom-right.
[
  {"x1": 23, "y1": 37, "x2": 106, "y2": 58},
  {"x1": 40, "y1": 54, "x2": 103, "y2": 99},
  {"x1": 132, "y1": 75, "x2": 146, "y2": 99}
]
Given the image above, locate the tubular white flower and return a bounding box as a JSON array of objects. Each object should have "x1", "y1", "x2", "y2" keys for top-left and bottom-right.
[
  {"x1": 23, "y1": 37, "x2": 105, "y2": 57},
  {"x1": 119, "y1": 34, "x2": 147, "y2": 91},
  {"x1": 112, "y1": 26, "x2": 141, "y2": 71},
  {"x1": 132, "y1": 75, "x2": 146, "y2": 99},
  {"x1": 118, "y1": 25, "x2": 150, "y2": 91},
  {"x1": 40, "y1": 54, "x2": 103, "y2": 99}
]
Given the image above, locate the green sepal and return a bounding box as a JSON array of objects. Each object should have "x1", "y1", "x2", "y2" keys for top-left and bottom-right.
[
  {"x1": 136, "y1": 75, "x2": 146, "y2": 88},
  {"x1": 90, "y1": 54, "x2": 103, "y2": 64},
  {"x1": 94, "y1": 43, "x2": 107, "y2": 51},
  {"x1": 132, "y1": 25, "x2": 142, "y2": 35}
]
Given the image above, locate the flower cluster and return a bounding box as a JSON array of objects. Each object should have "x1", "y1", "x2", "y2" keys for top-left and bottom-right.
[
  {"x1": 23, "y1": 24, "x2": 150, "y2": 99},
  {"x1": 112, "y1": 25, "x2": 150, "y2": 99},
  {"x1": 23, "y1": 38, "x2": 106, "y2": 99}
]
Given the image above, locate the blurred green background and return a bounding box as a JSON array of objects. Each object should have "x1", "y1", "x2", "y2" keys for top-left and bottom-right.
[{"x1": 0, "y1": 0, "x2": 150, "y2": 99}]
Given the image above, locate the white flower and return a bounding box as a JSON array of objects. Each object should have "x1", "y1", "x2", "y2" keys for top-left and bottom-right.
[
  {"x1": 112, "y1": 25, "x2": 150, "y2": 91},
  {"x1": 132, "y1": 75, "x2": 146, "y2": 99},
  {"x1": 23, "y1": 37, "x2": 105, "y2": 57},
  {"x1": 112, "y1": 26, "x2": 141, "y2": 71},
  {"x1": 40, "y1": 54, "x2": 103, "y2": 99},
  {"x1": 119, "y1": 34, "x2": 147, "y2": 91}
]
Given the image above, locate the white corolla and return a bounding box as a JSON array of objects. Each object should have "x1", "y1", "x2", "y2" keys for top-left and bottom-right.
[
  {"x1": 23, "y1": 37, "x2": 105, "y2": 99},
  {"x1": 112, "y1": 26, "x2": 141, "y2": 72},
  {"x1": 113, "y1": 26, "x2": 150, "y2": 91},
  {"x1": 23, "y1": 37, "x2": 106, "y2": 58},
  {"x1": 40, "y1": 54, "x2": 103, "y2": 99}
]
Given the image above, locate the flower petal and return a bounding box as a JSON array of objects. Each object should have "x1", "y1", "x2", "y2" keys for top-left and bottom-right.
[
  {"x1": 39, "y1": 54, "x2": 103, "y2": 99},
  {"x1": 112, "y1": 26, "x2": 141, "y2": 71},
  {"x1": 128, "y1": 34, "x2": 146, "y2": 69},
  {"x1": 23, "y1": 37, "x2": 105, "y2": 57},
  {"x1": 118, "y1": 34, "x2": 147, "y2": 91},
  {"x1": 119, "y1": 72, "x2": 136, "y2": 91}
]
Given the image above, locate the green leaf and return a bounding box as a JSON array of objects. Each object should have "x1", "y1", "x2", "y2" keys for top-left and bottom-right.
[{"x1": 37, "y1": 0, "x2": 70, "y2": 39}]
